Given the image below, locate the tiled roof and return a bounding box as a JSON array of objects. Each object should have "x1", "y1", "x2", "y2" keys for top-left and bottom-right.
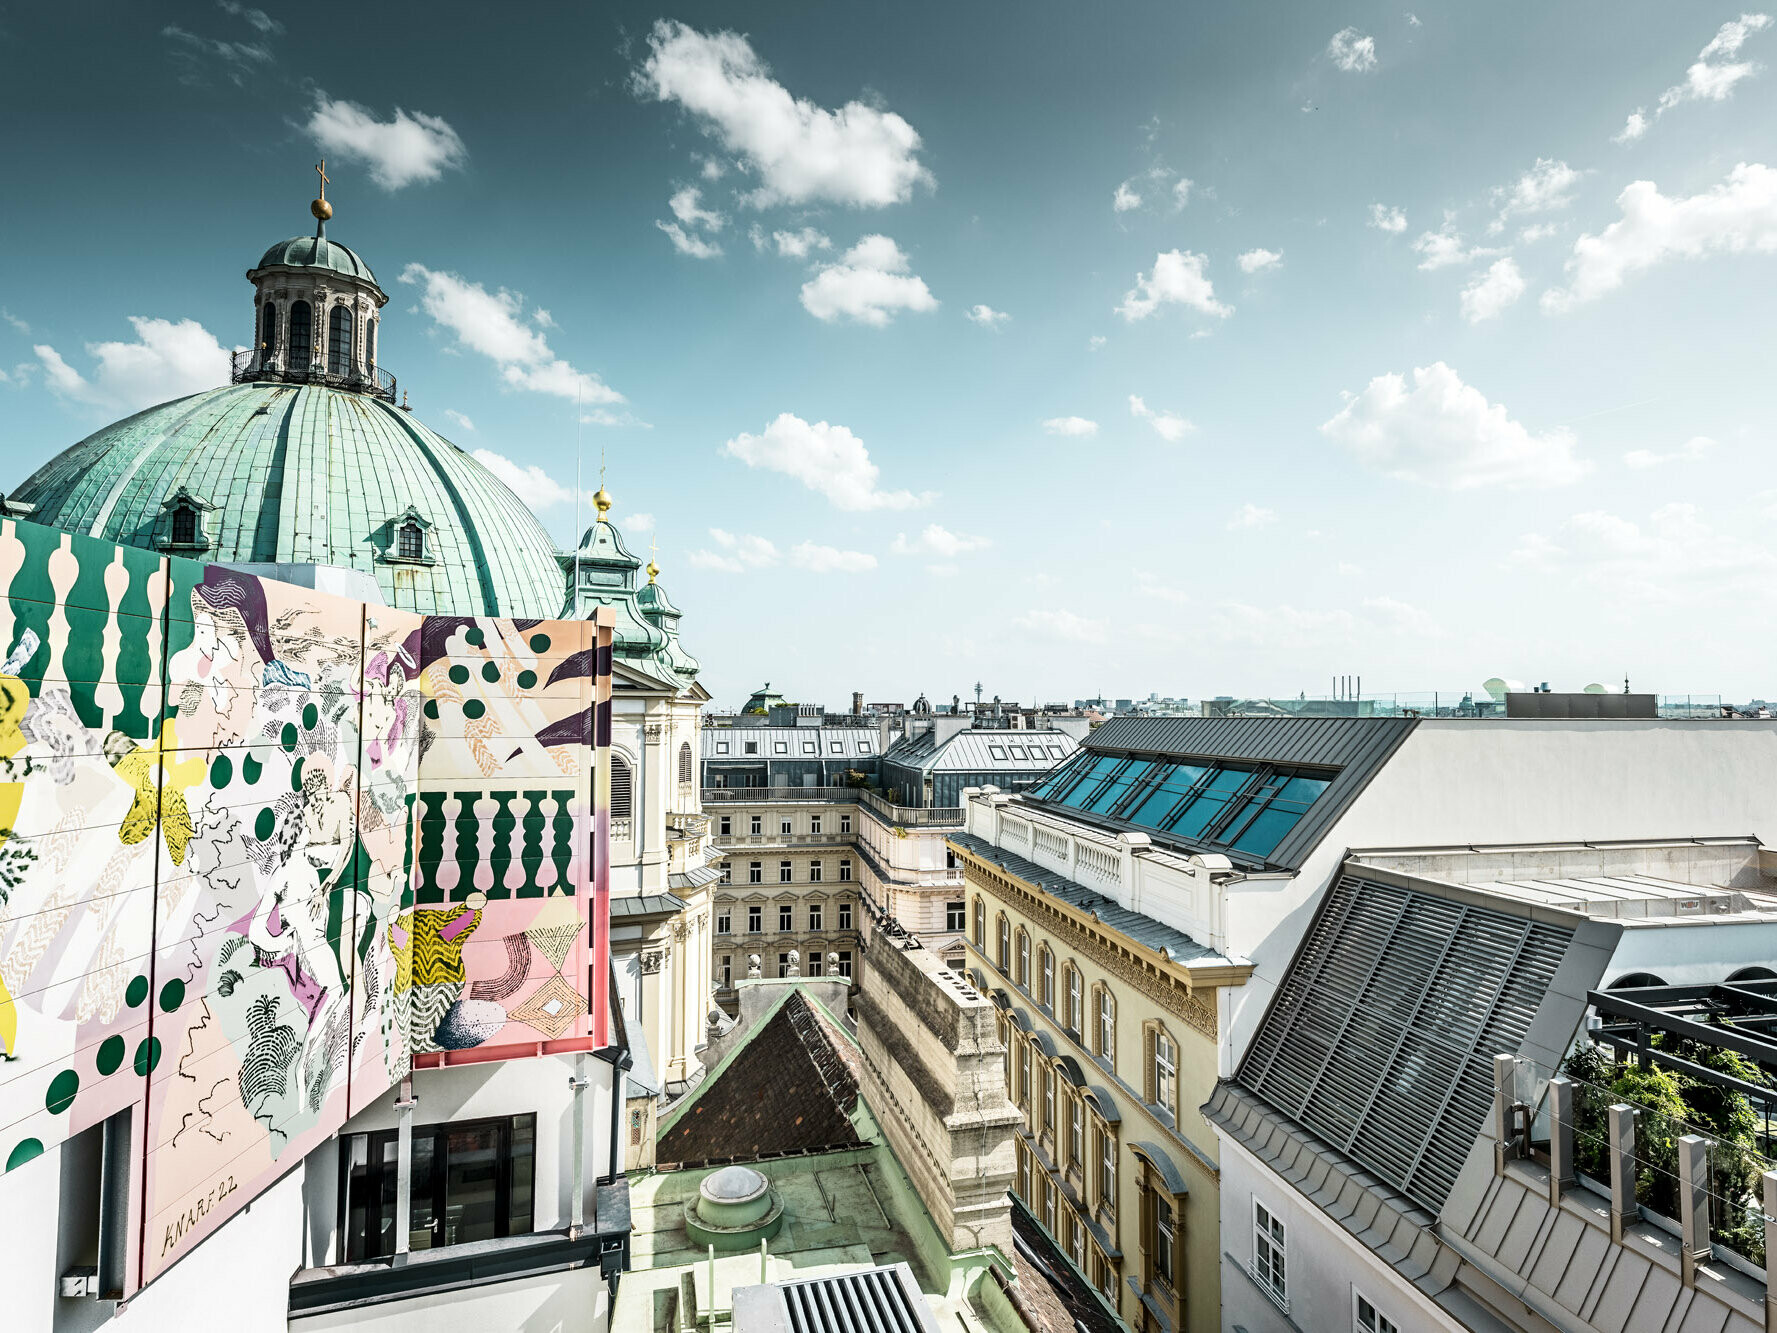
[{"x1": 658, "y1": 990, "x2": 861, "y2": 1167}]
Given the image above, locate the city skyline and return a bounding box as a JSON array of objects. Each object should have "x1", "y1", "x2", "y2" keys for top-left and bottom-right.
[{"x1": 5, "y1": 1, "x2": 1776, "y2": 706}]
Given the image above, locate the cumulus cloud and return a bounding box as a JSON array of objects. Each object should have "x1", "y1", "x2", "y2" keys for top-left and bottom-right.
[
  {"x1": 1113, "y1": 180, "x2": 1143, "y2": 212},
  {"x1": 1490, "y1": 157, "x2": 1580, "y2": 232},
  {"x1": 656, "y1": 221, "x2": 723, "y2": 258},
  {"x1": 1088, "y1": 335, "x2": 1107, "y2": 351},
  {"x1": 1411, "y1": 220, "x2": 1503, "y2": 270},
  {"x1": 1116, "y1": 249, "x2": 1232, "y2": 321},
  {"x1": 1128, "y1": 394, "x2": 1192, "y2": 441},
  {"x1": 1615, "y1": 14, "x2": 1773, "y2": 142},
  {"x1": 965, "y1": 304, "x2": 1010, "y2": 328},
  {"x1": 1042, "y1": 416, "x2": 1099, "y2": 437},
  {"x1": 444, "y1": 409, "x2": 475, "y2": 432},
  {"x1": 1543, "y1": 162, "x2": 1777, "y2": 310},
  {"x1": 1109, "y1": 166, "x2": 1192, "y2": 216},
  {"x1": 1013, "y1": 608, "x2": 1109, "y2": 644},
  {"x1": 1459, "y1": 257, "x2": 1526, "y2": 323},
  {"x1": 34, "y1": 317, "x2": 229, "y2": 413},
  {"x1": 798, "y1": 234, "x2": 937, "y2": 325},
  {"x1": 1327, "y1": 28, "x2": 1378, "y2": 72},
  {"x1": 790, "y1": 541, "x2": 877, "y2": 573},
  {"x1": 1226, "y1": 502, "x2": 1277, "y2": 530},
  {"x1": 400, "y1": 264, "x2": 623, "y2": 404},
  {"x1": 306, "y1": 95, "x2": 467, "y2": 191},
  {"x1": 891, "y1": 524, "x2": 991, "y2": 558},
  {"x1": 761, "y1": 226, "x2": 830, "y2": 258},
  {"x1": 1321, "y1": 361, "x2": 1588, "y2": 488},
  {"x1": 471, "y1": 450, "x2": 595, "y2": 508},
  {"x1": 1624, "y1": 435, "x2": 1715, "y2": 468},
  {"x1": 635, "y1": 20, "x2": 933, "y2": 208},
  {"x1": 1237, "y1": 248, "x2": 1283, "y2": 273},
  {"x1": 658, "y1": 186, "x2": 726, "y2": 258},
  {"x1": 688, "y1": 528, "x2": 780, "y2": 573},
  {"x1": 721, "y1": 412, "x2": 931, "y2": 510},
  {"x1": 1509, "y1": 502, "x2": 1774, "y2": 602},
  {"x1": 1369, "y1": 203, "x2": 1408, "y2": 233}
]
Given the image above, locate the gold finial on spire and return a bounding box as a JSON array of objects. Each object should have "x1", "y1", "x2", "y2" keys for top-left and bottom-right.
[
  {"x1": 647, "y1": 536, "x2": 660, "y2": 583},
  {"x1": 311, "y1": 160, "x2": 334, "y2": 223},
  {"x1": 592, "y1": 486, "x2": 612, "y2": 520}
]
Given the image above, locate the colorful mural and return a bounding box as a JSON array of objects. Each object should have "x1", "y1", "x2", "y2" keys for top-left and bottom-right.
[{"x1": 0, "y1": 517, "x2": 611, "y2": 1293}]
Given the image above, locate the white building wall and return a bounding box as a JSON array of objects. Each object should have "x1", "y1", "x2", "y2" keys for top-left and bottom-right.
[
  {"x1": 293, "y1": 1266, "x2": 609, "y2": 1333},
  {"x1": 1216, "y1": 1135, "x2": 1461, "y2": 1333}
]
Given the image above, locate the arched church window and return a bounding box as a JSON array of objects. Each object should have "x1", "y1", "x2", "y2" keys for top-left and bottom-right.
[
  {"x1": 678, "y1": 741, "x2": 693, "y2": 785},
  {"x1": 397, "y1": 521, "x2": 424, "y2": 561},
  {"x1": 366, "y1": 318, "x2": 376, "y2": 369},
  {"x1": 171, "y1": 506, "x2": 197, "y2": 546},
  {"x1": 610, "y1": 753, "x2": 634, "y2": 821},
  {"x1": 289, "y1": 301, "x2": 312, "y2": 368},
  {"x1": 260, "y1": 302, "x2": 278, "y2": 356},
  {"x1": 328, "y1": 305, "x2": 354, "y2": 377}
]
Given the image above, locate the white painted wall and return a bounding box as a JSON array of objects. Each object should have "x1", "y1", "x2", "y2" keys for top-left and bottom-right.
[
  {"x1": 1605, "y1": 921, "x2": 1777, "y2": 988},
  {"x1": 292, "y1": 1265, "x2": 609, "y2": 1333},
  {"x1": 1216, "y1": 1134, "x2": 1462, "y2": 1333}
]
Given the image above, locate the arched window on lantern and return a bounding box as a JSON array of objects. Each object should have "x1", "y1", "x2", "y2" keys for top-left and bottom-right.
[
  {"x1": 328, "y1": 305, "x2": 354, "y2": 377},
  {"x1": 260, "y1": 302, "x2": 278, "y2": 359},
  {"x1": 288, "y1": 301, "x2": 312, "y2": 368},
  {"x1": 365, "y1": 317, "x2": 377, "y2": 370}
]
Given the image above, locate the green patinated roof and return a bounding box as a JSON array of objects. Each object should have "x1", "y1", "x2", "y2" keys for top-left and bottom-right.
[
  {"x1": 565, "y1": 518, "x2": 701, "y2": 685},
  {"x1": 13, "y1": 381, "x2": 568, "y2": 619},
  {"x1": 252, "y1": 233, "x2": 382, "y2": 291}
]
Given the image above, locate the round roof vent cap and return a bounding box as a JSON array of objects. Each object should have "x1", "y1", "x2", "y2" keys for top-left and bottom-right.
[{"x1": 700, "y1": 1165, "x2": 769, "y2": 1206}]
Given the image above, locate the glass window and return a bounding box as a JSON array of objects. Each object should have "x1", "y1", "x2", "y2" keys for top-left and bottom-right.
[
  {"x1": 808, "y1": 954, "x2": 823, "y2": 977},
  {"x1": 974, "y1": 898, "x2": 985, "y2": 946},
  {"x1": 1070, "y1": 1095, "x2": 1084, "y2": 1167},
  {"x1": 837, "y1": 950, "x2": 852, "y2": 977},
  {"x1": 859, "y1": 739, "x2": 873, "y2": 753},
  {"x1": 328, "y1": 304, "x2": 355, "y2": 376},
  {"x1": 719, "y1": 816, "x2": 731, "y2": 836},
  {"x1": 288, "y1": 300, "x2": 312, "y2": 367},
  {"x1": 747, "y1": 905, "x2": 762, "y2": 932},
  {"x1": 1099, "y1": 1127, "x2": 1115, "y2": 1207},
  {"x1": 1068, "y1": 967, "x2": 1082, "y2": 1032},
  {"x1": 840, "y1": 814, "x2": 852, "y2": 834},
  {"x1": 397, "y1": 521, "x2": 424, "y2": 560},
  {"x1": 717, "y1": 910, "x2": 731, "y2": 935},
  {"x1": 1020, "y1": 1042, "x2": 1032, "y2": 1109},
  {"x1": 1097, "y1": 990, "x2": 1114, "y2": 1063},
  {"x1": 1253, "y1": 1200, "x2": 1286, "y2": 1304},
  {"x1": 260, "y1": 300, "x2": 278, "y2": 354},
  {"x1": 830, "y1": 741, "x2": 843, "y2": 753},
  {"x1": 998, "y1": 916, "x2": 1010, "y2": 969},
  {"x1": 716, "y1": 742, "x2": 729, "y2": 755},
  {"x1": 780, "y1": 817, "x2": 793, "y2": 835},
  {"x1": 170, "y1": 506, "x2": 198, "y2": 546},
  {"x1": 778, "y1": 953, "x2": 791, "y2": 978},
  {"x1": 1040, "y1": 948, "x2": 1053, "y2": 1007},
  {"x1": 1226, "y1": 774, "x2": 1333, "y2": 858},
  {"x1": 720, "y1": 956, "x2": 731, "y2": 988},
  {"x1": 1162, "y1": 765, "x2": 1251, "y2": 839},
  {"x1": 946, "y1": 901, "x2": 965, "y2": 931},
  {"x1": 809, "y1": 860, "x2": 823, "y2": 883},
  {"x1": 744, "y1": 741, "x2": 758, "y2": 755},
  {"x1": 779, "y1": 904, "x2": 793, "y2": 930},
  {"x1": 838, "y1": 860, "x2": 852, "y2": 882},
  {"x1": 774, "y1": 741, "x2": 787, "y2": 754},
  {"x1": 1154, "y1": 1030, "x2": 1176, "y2": 1118},
  {"x1": 808, "y1": 903, "x2": 823, "y2": 930},
  {"x1": 838, "y1": 902, "x2": 852, "y2": 929},
  {"x1": 810, "y1": 815, "x2": 822, "y2": 834},
  {"x1": 1043, "y1": 1069, "x2": 1056, "y2": 1132},
  {"x1": 748, "y1": 861, "x2": 762, "y2": 884},
  {"x1": 1154, "y1": 1194, "x2": 1175, "y2": 1288},
  {"x1": 1355, "y1": 1294, "x2": 1398, "y2": 1333},
  {"x1": 750, "y1": 815, "x2": 762, "y2": 834},
  {"x1": 780, "y1": 854, "x2": 795, "y2": 877},
  {"x1": 339, "y1": 1114, "x2": 534, "y2": 1261},
  {"x1": 1009, "y1": 746, "x2": 1028, "y2": 760},
  {"x1": 803, "y1": 741, "x2": 816, "y2": 754},
  {"x1": 989, "y1": 746, "x2": 1008, "y2": 761},
  {"x1": 1017, "y1": 931, "x2": 1030, "y2": 987},
  {"x1": 1048, "y1": 746, "x2": 1065, "y2": 759}
]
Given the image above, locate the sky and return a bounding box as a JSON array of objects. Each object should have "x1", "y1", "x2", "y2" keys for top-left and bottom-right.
[{"x1": 3, "y1": 2, "x2": 1776, "y2": 709}]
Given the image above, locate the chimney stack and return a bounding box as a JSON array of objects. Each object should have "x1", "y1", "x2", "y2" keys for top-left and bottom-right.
[{"x1": 852, "y1": 690, "x2": 864, "y2": 716}]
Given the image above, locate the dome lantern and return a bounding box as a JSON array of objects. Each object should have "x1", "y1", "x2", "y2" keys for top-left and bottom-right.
[{"x1": 239, "y1": 163, "x2": 393, "y2": 402}]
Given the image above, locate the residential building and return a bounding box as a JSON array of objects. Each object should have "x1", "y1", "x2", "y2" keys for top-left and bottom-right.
[
  {"x1": 1206, "y1": 838, "x2": 1777, "y2": 1333},
  {"x1": 952, "y1": 710, "x2": 1777, "y2": 1331}
]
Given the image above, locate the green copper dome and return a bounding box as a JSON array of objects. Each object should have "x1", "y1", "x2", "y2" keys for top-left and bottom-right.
[
  {"x1": 12, "y1": 382, "x2": 569, "y2": 619},
  {"x1": 252, "y1": 234, "x2": 381, "y2": 289}
]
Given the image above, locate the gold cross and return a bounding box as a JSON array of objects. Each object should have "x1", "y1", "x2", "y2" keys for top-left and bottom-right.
[{"x1": 315, "y1": 159, "x2": 330, "y2": 200}]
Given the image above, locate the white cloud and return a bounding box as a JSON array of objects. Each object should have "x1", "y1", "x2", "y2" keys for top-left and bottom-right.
[
  {"x1": 1237, "y1": 248, "x2": 1283, "y2": 273},
  {"x1": 1406, "y1": 11, "x2": 1422, "y2": 27},
  {"x1": 1327, "y1": 27, "x2": 1378, "y2": 72},
  {"x1": 799, "y1": 235, "x2": 937, "y2": 325},
  {"x1": 1459, "y1": 257, "x2": 1526, "y2": 323},
  {"x1": 768, "y1": 227, "x2": 830, "y2": 258},
  {"x1": 656, "y1": 220, "x2": 723, "y2": 258},
  {"x1": 399, "y1": 264, "x2": 623, "y2": 405},
  {"x1": 1134, "y1": 570, "x2": 1191, "y2": 605},
  {"x1": 34, "y1": 317, "x2": 229, "y2": 413},
  {"x1": 627, "y1": 512, "x2": 656, "y2": 532},
  {"x1": 1509, "y1": 502, "x2": 1774, "y2": 602},
  {"x1": 1173, "y1": 178, "x2": 1194, "y2": 209},
  {"x1": 1321, "y1": 361, "x2": 1589, "y2": 489},
  {"x1": 161, "y1": 25, "x2": 273, "y2": 86},
  {"x1": 2, "y1": 309, "x2": 29, "y2": 334},
  {"x1": 1112, "y1": 180, "x2": 1143, "y2": 212},
  {"x1": 1623, "y1": 435, "x2": 1715, "y2": 468},
  {"x1": 891, "y1": 524, "x2": 991, "y2": 558},
  {"x1": 1226, "y1": 502, "x2": 1277, "y2": 530},
  {"x1": 689, "y1": 527, "x2": 781, "y2": 573},
  {"x1": 216, "y1": 2, "x2": 281, "y2": 34},
  {"x1": 1128, "y1": 394, "x2": 1192, "y2": 441},
  {"x1": 444, "y1": 409, "x2": 475, "y2": 432},
  {"x1": 1088, "y1": 335, "x2": 1107, "y2": 351},
  {"x1": 668, "y1": 186, "x2": 725, "y2": 230},
  {"x1": 635, "y1": 20, "x2": 932, "y2": 209},
  {"x1": 1543, "y1": 162, "x2": 1777, "y2": 310},
  {"x1": 1013, "y1": 608, "x2": 1109, "y2": 645},
  {"x1": 721, "y1": 412, "x2": 931, "y2": 510},
  {"x1": 470, "y1": 449, "x2": 593, "y2": 508},
  {"x1": 965, "y1": 304, "x2": 1010, "y2": 328},
  {"x1": 306, "y1": 95, "x2": 466, "y2": 191},
  {"x1": 1490, "y1": 157, "x2": 1580, "y2": 231},
  {"x1": 1411, "y1": 220, "x2": 1502, "y2": 270},
  {"x1": 1116, "y1": 249, "x2": 1232, "y2": 321},
  {"x1": 1519, "y1": 222, "x2": 1560, "y2": 244},
  {"x1": 1369, "y1": 203, "x2": 1408, "y2": 233},
  {"x1": 1042, "y1": 416, "x2": 1099, "y2": 437},
  {"x1": 790, "y1": 541, "x2": 877, "y2": 573},
  {"x1": 1616, "y1": 14, "x2": 1773, "y2": 141}
]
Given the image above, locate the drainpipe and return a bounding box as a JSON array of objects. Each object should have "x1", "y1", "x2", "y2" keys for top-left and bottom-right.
[{"x1": 989, "y1": 1263, "x2": 1043, "y2": 1330}]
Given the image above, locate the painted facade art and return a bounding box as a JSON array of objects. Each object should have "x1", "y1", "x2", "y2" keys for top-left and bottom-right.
[{"x1": 0, "y1": 517, "x2": 610, "y2": 1294}]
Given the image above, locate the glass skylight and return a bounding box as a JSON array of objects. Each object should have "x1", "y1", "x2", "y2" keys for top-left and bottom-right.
[{"x1": 1027, "y1": 752, "x2": 1332, "y2": 860}]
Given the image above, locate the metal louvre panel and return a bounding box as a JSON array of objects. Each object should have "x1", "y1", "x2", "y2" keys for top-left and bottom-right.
[
  {"x1": 782, "y1": 1265, "x2": 929, "y2": 1333},
  {"x1": 1239, "y1": 874, "x2": 1574, "y2": 1212}
]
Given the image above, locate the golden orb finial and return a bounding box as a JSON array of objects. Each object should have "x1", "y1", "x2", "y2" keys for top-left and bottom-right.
[
  {"x1": 311, "y1": 160, "x2": 333, "y2": 222},
  {"x1": 593, "y1": 486, "x2": 612, "y2": 520},
  {"x1": 647, "y1": 536, "x2": 659, "y2": 583}
]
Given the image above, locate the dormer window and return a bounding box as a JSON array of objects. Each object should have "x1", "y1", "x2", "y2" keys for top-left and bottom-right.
[
  {"x1": 171, "y1": 507, "x2": 197, "y2": 546},
  {"x1": 379, "y1": 507, "x2": 434, "y2": 566},
  {"x1": 397, "y1": 520, "x2": 424, "y2": 561},
  {"x1": 158, "y1": 487, "x2": 213, "y2": 552}
]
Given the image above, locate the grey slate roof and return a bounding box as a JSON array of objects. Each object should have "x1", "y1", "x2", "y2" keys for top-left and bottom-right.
[
  {"x1": 704, "y1": 725, "x2": 883, "y2": 760},
  {"x1": 882, "y1": 727, "x2": 1078, "y2": 774},
  {"x1": 1036, "y1": 714, "x2": 1419, "y2": 872},
  {"x1": 948, "y1": 831, "x2": 1228, "y2": 968},
  {"x1": 610, "y1": 892, "x2": 687, "y2": 919}
]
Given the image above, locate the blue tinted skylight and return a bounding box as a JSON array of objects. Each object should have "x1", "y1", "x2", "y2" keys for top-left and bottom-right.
[{"x1": 1026, "y1": 752, "x2": 1333, "y2": 862}]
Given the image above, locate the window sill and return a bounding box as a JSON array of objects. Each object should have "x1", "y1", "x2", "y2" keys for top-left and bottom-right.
[{"x1": 1245, "y1": 1263, "x2": 1290, "y2": 1316}]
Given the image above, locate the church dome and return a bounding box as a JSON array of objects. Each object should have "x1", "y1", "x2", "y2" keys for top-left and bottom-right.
[
  {"x1": 11, "y1": 381, "x2": 569, "y2": 619},
  {"x1": 252, "y1": 234, "x2": 381, "y2": 289}
]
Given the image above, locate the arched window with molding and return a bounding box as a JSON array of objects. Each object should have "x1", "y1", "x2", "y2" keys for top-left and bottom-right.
[
  {"x1": 973, "y1": 897, "x2": 985, "y2": 948},
  {"x1": 397, "y1": 520, "x2": 425, "y2": 561},
  {"x1": 610, "y1": 752, "x2": 634, "y2": 829},
  {"x1": 328, "y1": 304, "x2": 354, "y2": 377},
  {"x1": 1095, "y1": 984, "x2": 1116, "y2": 1070},
  {"x1": 1144, "y1": 1019, "x2": 1179, "y2": 1126},
  {"x1": 1016, "y1": 928, "x2": 1031, "y2": 988},
  {"x1": 1065, "y1": 963, "x2": 1083, "y2": 1036},
  {"x1": 1038, "y1": 945, "x2": 1054, "y2": 1010},
  {"x1": 996, "y1": 914, "x2": 1010, "y2": 972},
  {"x1": 288, "y1": 300, "x2": 312, "y2": 368},
  {"x1": 260, "y1": 302, "x2": 278, "y2": 358},
  {"x1": 366, "y1": 317, "x2": 377, "y2": 369},
  {"x1": 678, "y1": 741, "x2": 693, "y2": 785}
]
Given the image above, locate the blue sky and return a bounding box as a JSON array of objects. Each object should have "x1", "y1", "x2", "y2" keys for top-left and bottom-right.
[{"x1": 4, "y1": 2, "x2": 1776, "y2": 708}]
